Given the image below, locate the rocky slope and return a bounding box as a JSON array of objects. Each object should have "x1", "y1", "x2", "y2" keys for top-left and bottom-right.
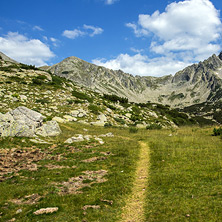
[
  {"x1": 46, "y1": 54, "x2": 222, "y2": 107},
  {"x1": 1, "y1": 54, "x2": 198, "y2": 132}
]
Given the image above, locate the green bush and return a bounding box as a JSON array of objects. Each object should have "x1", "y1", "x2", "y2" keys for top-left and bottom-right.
[
  {"x1": 129, "y1": 127, "x2": 138, "y2": 133},
  {"x1": 213, "y1": 127, "x2": 222, "y2": 136},
  {"x1": 103, "y1": 94, "x2": 128, "y2": 104},
  {"x1": 104, "y1": 122, "x2": 112, "y2": 127},
  {"x1": 72, "y1": 90, "x2": 93, "y2": 102},
  {"x1": 114, "y1": 117, "x2": 125, "y2": 125},
  {"x1": 32, "y1": 78, "x2": 43, "y2": 85},
  {"x1": 88, "y1": 104, "x2": 102, "y2": 115},
  {"x1": 36, "y1": 98, "x2": 49, "y2": 104},
  {"x1": 19, "y1": 63, "x2": 38, "y2": 70}
]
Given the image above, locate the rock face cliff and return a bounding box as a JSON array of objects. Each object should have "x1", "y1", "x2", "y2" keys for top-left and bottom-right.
[{"x1": 46, "y1": 54, "x2": 222, "y2": 107}]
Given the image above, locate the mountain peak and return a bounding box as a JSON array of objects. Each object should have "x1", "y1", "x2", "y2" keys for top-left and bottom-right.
[{"x1": 0, "y1": 51, "x2": 18, "y2": 63}]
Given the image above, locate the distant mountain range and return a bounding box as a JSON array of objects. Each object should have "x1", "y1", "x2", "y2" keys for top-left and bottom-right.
[
  {"x1": 1, "y1": 50, "x2": 222, "y2": 108},
  {"x1": 41, "y1": 53, "x2": 222, "y2": 108},
  {"x1": 1, "y1": 50, "x2": 222, "y2": 126}
]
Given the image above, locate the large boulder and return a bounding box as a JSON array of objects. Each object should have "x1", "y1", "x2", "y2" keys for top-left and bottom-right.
[
  {"x1": 9, "y1": 106, "x2": 44, "y2": 130},
  {"x1": 0, "y1": 106, "x2": 61, "y2": 137}
]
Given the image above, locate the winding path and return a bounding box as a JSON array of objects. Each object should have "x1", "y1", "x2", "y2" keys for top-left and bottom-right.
[{"x1": 121, "y1": 141, "x2": 150, "y2": 222}]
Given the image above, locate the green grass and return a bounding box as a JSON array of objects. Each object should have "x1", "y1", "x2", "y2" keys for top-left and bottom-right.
[
  {"x1": 0, "y1": 123, "x2": 140, "y2": 222},
  {"x1": 1, "y1": 121, "x2": 222, "y2": 221},
  {"x1": 144, "y1": 127, "x2": 222, "y2": 222}
]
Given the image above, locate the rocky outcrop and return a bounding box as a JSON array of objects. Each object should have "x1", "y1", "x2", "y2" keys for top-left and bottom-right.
[
  {"x1": 0, "y1": 51, "x2": 18, "y2": 63},
  {"x1": 0, "y1": 106, "x2": 61, "y2": 137}
]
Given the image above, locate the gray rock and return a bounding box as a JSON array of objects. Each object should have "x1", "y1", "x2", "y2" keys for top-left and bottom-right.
[
  {"x1": 36, "y1": 121, "x2": 61, "y2": 137},
  {"x1": 64, "y1": 134, "x2": 84, "y2": 143},
  {"x1": 52, "y1": 116, "x2": 66, "y2": 123},
  {"x1": 97, "y1": 114, "x2": 107, "y2": 122},
  {"x1": 0, "y1": 107, "x2": 61, "y2": 137},
  {"x1": 70, "y1": 110, "x2": 79, "y2": 117},
  {"x1": 9, "y1": 106, "x2": 43, "y2": 129}
]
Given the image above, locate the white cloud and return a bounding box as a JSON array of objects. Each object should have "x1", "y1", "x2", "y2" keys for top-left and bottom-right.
[
  {"x1": 130, "y1": 47, "x2": 144, "y2": 53},
  {"x1": 0, "y1": 32, "x2": 54, "y2": 66},
  {"x1": 62, "y1": 29, "x2": 85, "y2": 39},
  {"x1": 104, "y1": 0, "x2": 119, "y2": 5},
  {"x1": 93, "y1": 53, "x2": 190, "y2": 76},
  {"x1": 126, "y1": 23, "x2": 149, "y2": 37},
  {"x1": 83, "y1": 25, "x2": 103, "y2": 37},
  {"x1": 62, "y1": 25, "x2": 103, "y2": 39},
  {"x1": 127, "y1": 0, "x2": 222, "y2": 62},
  {"x1": 95, "y1": 1, "x2": 222, "y2": 77},
  {"x1": 33, "y1": 25, "x2": 44, "y2": 31}
]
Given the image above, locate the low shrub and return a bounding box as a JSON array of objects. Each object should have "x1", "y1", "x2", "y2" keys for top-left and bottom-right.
[
  {"x1": 129, "y1": 127, "x2": 138, "y2": 133},
  {"x1": 213, "y1": 127, "x2": 222, "y2": 136},
  {"x1": 104, "y1": 122, "x2": 112, "y2": 127},
  {"x1": 114, "y1": 117, "x2": 125, "y2": 125},
  {"x1": 72, "y1": 90, "x2": 93, "y2": 102},
  {"x1": 36, "y1": 98, "x2": 49, "y2": 104},
  {"x1": 88, "y1": 104, "x2": 102, "y2": 115}
]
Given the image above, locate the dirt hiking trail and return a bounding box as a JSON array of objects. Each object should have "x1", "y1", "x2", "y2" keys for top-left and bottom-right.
[{"x1": 121, "y1": 141, "x2": 150, "y2": 222}]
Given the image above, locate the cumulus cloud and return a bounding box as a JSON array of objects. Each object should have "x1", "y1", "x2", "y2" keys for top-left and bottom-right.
[
  {"x1": 127, "y1": 0, "x2": 222, "y2": 61},
  {"x1": 93, "y1": 53, "x2": 190, "y2": 76},
  {"x1": 98, "y1": 0, "x2": 222, "y2": 76},
  {"x1": 83, "y1": 25, "x2": 103, "y2": 37},
  {"x1": 104, "y1": 0, "x2": 119, "y2": 5},
  {"x1": 0, "y1": 32, "x2": 54, "y2": 66},
  {"x1": 62, "y1": 25, "x2": 103, "y2": 39},
  {"x1": 62, "y1": 29, "x2": 85, "y2": 39}
]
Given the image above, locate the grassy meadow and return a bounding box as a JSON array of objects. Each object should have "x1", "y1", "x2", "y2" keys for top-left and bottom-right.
[{"x1": 0, "y1": 123, "x2": 222, "y2": 221}]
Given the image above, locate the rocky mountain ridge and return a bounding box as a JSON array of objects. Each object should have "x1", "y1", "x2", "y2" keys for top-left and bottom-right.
[
  {"x1": 46, "y1": 53, "x2": 222, "y2": 107},
  {"x1": 1, "y1": 53, "x2": 196, "y2": 133}
]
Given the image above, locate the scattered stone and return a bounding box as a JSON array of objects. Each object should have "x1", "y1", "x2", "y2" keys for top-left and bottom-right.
[
  {"x1": 64, "y1": 134, "x2": 84, "y2": 143},
  {"x1": 45, "y1": 164, "x2": 70, "y2": 170},
  {"x1": 90, "y1": 121, "x2": 105, "y2": 127},
  {"x1": 30, "y1": 138, "x2": 49, "y2": 144},
  {"x1": 16, "y1": 209, "x2": 22, "y2": 214},
  {"x1": 82, "y1": 205, "x2": 100, "y2": 211},
  {"x1": 100, "y1": 151, "x2": 113, "y2": 156},
  {"x1": 52, "y1": 116, "x2": 66, "y2": 123},
  {"x1": 8, "y1": 218, "x2": 16, "y2": 222},
  {"x1": 99, "y1": 132, "x2": 114, "y2": 137},
  {"x1": 81, "y1": 156, "x2": 107, "y2": 163},
  {"x1": 20, "y1": 95, "x2": 27, "y2": 101},
  {"x1": 94, "y1": 137, "x2": 104, "y2": 145},
  {"x1": 33, "y1": 207, "x2": 58, "y2": 215},
  {"x1": 125, "y1": 113, "x2": 132, "y2": 118},
  {"x1": 63, "y1": 115, "x2": 77, "y2": 122},
  {"x1": 97, "y1": 114, "x2": 107, "y2": 122},
  {"x1": 55, "y1": 170, "x2": 108, "y2": 195},
  {"x1": 11, "y1": 194, "x2": 41, "y2": 205},
  {"x1": 100, "y1": 199, "x2": 113, "y2": 205},
  {"x1": 70, "y1": 110, "x2": 79, "y2": 117}
]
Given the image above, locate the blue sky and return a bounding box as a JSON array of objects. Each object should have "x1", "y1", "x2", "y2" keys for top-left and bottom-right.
[{"x1": 0, "y1": 0, "x2": 222, "y2": 76}]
